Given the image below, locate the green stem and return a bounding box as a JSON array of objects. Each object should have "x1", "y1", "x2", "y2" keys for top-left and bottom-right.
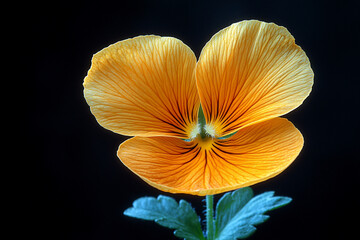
[
  {"x1": 198, "y1": 105, "x2": 207, "y2": 139},
  {"x1": 206, "y1": 195, "x2": 215, "y2": 240}
]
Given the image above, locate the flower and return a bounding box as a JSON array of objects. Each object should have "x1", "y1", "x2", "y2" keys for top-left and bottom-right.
[{"x1": 83, "y1": 20, "x2": 313, "y2": 196}]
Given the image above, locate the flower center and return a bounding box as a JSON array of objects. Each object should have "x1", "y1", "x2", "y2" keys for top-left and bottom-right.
[
  {"x1": 194, "y1": 134, "x2": 214, "y2": 150},
  {"x1": 185, "y1": 105, "x2": 222, "y2": 145},
  {"x1": 188, "y1": 123, "x2": 201, "y2": 139}
]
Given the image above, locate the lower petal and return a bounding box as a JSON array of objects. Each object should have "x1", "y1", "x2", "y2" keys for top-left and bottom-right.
[
  {"x1": 208, "y1": 117, "x2": 303, "y2": 194},
  {"x1": 118, "y1": 136, "x2": 206, "y2": 194},
  {"x1": 118, "y1": 118, "x2": 303, "y2": 196}
]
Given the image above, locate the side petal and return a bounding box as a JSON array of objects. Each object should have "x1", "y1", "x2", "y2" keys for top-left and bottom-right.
[
  {"x1": 196, "y1": 20, "x2": 314, "y2": 137},
  {"x1": 118, "y1": 118, "x2": 303, "y2": 196},
  {"x1": 84, "y1": 36, "x2": 199, "y2": 138}
]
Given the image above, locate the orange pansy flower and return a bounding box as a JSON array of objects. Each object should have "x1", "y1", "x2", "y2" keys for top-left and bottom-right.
[{"x1": 83, "y1": 20, "x2": 313, "y2": 196}]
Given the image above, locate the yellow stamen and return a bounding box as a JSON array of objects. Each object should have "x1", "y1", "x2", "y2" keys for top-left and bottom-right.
[
  {"x1": 188, "y1": 123, "x2": 201, "y2": 139},
  {"x1": 204, "y1": 122, "x2": 222, "y2": 138},
  {"x1": 204, "y1": 124, "x2": 216, "y2": 138}
]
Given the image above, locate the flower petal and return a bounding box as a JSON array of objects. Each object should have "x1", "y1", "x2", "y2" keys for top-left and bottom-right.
[
  {"x1": 196, "y1": 20, "x2": 314, "y2": 137},
  {"x1": 118, "y1": 117, "x2": 303, "y2": 196},
  {"x1": 84, "y1": 36, "x2": 199, "y2": 138}
]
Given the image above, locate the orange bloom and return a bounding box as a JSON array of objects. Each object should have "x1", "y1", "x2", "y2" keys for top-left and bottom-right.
[{"x1": 83, "y1": 20, "x2": 313, "y2": 196}]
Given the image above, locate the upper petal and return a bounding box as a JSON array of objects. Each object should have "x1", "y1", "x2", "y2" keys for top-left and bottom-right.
[
  {"x1": 196, "y1": 20, "x2": 314, "y2": 137},
  {"x1": 84, "y1": 36, "x2": 199, "y2": 138},
  {"x1": 118, "y1": 117, "x2": 303, "y2": 196}
]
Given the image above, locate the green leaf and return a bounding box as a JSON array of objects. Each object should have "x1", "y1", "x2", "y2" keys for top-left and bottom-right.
[
  {"x1": 215, "y1": 187, "x2": 254, "y2": 234},
  {"x1": 124, "y1": 195, "x2": 205, "y2": 240},
  {"x1": 215, "y1": 188, "x2": 292, "y2": 240},
  {"x1": 217, "y1": 131, "x2": 238, "y2": 139}
]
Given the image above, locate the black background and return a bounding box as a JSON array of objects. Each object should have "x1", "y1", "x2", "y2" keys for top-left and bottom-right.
[{"x1": 27, "y1": 0, "x2": 359, "y2": 239}]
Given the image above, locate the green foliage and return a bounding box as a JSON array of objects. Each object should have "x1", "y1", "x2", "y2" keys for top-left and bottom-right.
[
  {"x1": 214, "y1": 187, "x2": 292, "y2": 240},
  {"x1": 124, "y1": 188, "x2": 291, "y2": 240},
  {"x1": 124, "y1": 195, "x2": 205, "y2": 240}
]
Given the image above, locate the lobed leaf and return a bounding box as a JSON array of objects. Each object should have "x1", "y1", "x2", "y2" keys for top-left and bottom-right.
[
  {"x1": 215, "y1": 188, "x2": 292, "y2": 240},
  {"x1": 124, "y1": 195, "x2": 205, "y2": 240}
]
